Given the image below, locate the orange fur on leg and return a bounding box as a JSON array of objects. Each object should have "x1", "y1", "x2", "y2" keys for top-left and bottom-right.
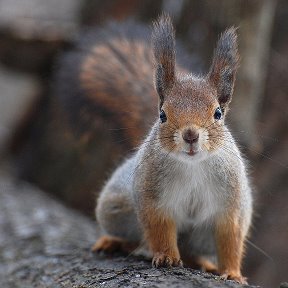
[
  {"x1": 92, "y1": 235, "x2": 138, "y2": 254},
  {"x1": 215, "y1": 214, "x2": 247, "y2": 284},
  {"x1": 140, "y1": 205, "x2": 182, "y2": 268},
  {"x1": 183, "y1": 255, "x2": 218, "y2": 274}
]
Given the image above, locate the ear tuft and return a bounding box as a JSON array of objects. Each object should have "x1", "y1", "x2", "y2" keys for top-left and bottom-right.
[
  {"x1": 152, "y1": 14, "x2": 176, "y2": 109},
  {"x1": 208, "y1": 27, "x2": 240, "y2": 108}
]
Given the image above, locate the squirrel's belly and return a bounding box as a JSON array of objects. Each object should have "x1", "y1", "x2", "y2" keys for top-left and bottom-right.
[{"x1": 158, "y1": 169, "x2": 222, "y2": 229}]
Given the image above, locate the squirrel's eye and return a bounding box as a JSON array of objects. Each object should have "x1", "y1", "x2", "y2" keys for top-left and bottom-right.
[
  {"x1": 214, "y1": 107, "x2": 222, "y2": 120},
  {"x1": 160, "y1": 110, "x2": 167, "y2": 123}
]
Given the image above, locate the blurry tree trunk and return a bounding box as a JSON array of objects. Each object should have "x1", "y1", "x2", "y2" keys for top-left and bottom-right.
[
  {"x1": 161, "y1": 0, "x2": 187, "y2": 22},
  {"x1": 230, "y1": 0, "x2": 278, "y2": 150}
]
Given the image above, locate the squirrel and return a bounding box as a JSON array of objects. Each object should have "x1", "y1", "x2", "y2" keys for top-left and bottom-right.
[{"x1": 91, "y1": 15, "x2": 253, "y2": 284}]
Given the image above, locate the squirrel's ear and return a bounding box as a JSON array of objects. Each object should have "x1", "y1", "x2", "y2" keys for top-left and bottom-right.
[
  {"x1": 208, "y1": 27, "x2": 239, "y2": 109},
  {"x1": 152, "y1": 14, "x2": 176, "y2": 109}
]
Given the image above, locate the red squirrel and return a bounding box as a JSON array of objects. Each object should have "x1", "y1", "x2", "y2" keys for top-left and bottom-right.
[
  {"x1": 92, "y1": 15, "x2": 252, "y2": 284},
  {"x1": 56, "y1": 13, "x2": 253, "y2": 284}
]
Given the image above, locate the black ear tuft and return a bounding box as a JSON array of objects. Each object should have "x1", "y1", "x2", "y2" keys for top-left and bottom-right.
[
  {"x1": 208, "y1": 27, "x2": 239, "y2": 108},
  {"x1": 152, "y1": 14, "x2": 176, "y2": 109}
]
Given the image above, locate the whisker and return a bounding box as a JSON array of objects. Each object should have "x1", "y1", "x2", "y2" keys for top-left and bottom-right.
[
  {"x1": 109, "y1": 126, "x2": 139, "y2": 131},
  {"x1": 246, "y1": 239, "x2": 275, "y2": 264},
  {"x1": 123, "y1": 241, "x2": 148, "y2": 260},
  {"x1": 204, "y1": 119, "x2": 219, "y2": 130},
  {"x1": 126, "y1": 133, "x2": 179, "y2": 184},
  {"x1": 208, "y1": 133, "x2": 288, "y2": 169},
  {"x1": 244, "y1": 146, "x2": 288, "y2": 169},
  {"x1": 207, "y1": 126, "x2": 282, "y2": 144}
]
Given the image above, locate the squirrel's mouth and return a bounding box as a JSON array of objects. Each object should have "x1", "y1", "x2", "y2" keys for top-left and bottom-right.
[
  {"x1": 183, "y1": 146, "x2": 198, "y2": 156},
  {"x1": 179, "y1": 134, "x2": 202, "y2": 157}
]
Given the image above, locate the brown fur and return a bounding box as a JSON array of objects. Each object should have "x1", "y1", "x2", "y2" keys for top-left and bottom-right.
[
  {"x1": 215, "y1": 212, "x2": 247, "y2": 284},
  {"x1": 79, "y1": 37, "x2": 158, "y2": 147},
  {"x1": 92, "y1": 235, "x2": 138, "y2": 254},
  {"x1": 139, "y1": 200, "x2": 182, "y2": 267},
  {"x1": 182, "y1": 255, "x2": 218, "y2": 274},
  {"x1": 208, "y1": 27, "x2": 240, "y2": 109},
  {"x1": 94, "y1": 15, "x2": 251, "y2": 285},
  {"x1": 158, "y1": 80, "x2": 225, "y2": 153},
  {"x1": 152, "y1": 13, "x2": 176, "y2": 108}
]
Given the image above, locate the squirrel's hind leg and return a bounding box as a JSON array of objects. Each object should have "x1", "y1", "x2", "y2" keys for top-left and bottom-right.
[
  {"x1": 94, "y1": 187, "x2": 142, "y2": 254},
  {"x1": 182, "y1": 255, "x2": 218, "y2": 274},
  {"x1": 92, "y1": 235, "x2": 139, "y2": 254}
]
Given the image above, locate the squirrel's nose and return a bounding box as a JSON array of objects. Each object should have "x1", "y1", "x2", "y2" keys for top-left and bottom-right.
[{"x1": 182, "y1": 129, "x2": 199, "y2": 144}]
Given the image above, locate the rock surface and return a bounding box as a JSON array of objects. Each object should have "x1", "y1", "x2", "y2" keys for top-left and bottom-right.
[{"x1": 0, "y1": 171, "x2": 258, "y2": 288}]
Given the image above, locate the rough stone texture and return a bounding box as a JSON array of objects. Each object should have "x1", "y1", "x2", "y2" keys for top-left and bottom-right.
[{"x1": 0, "y1": 171, "x2": 258, "y2": 288}]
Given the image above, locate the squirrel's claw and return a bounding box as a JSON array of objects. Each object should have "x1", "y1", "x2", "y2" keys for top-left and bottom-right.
[
  {"x1": 152, "y1": 252, "x2": 183, "y2": 268},
  {"x1": 220, "y1": 272, "x2": 248, "y2": 284}
]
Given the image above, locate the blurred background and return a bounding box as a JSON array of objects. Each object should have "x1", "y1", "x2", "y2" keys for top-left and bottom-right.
[{"x1": 0, "y1": 0, "x2": 287, "y2": 287}]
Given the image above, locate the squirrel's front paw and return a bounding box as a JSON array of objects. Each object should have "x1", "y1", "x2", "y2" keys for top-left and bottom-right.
[
  {"x1": 220, "y1": 271, "x2": 247, "y2": 284},
  {"x1": 152, "y1": 252, "x2": 183, "y2": 268}
]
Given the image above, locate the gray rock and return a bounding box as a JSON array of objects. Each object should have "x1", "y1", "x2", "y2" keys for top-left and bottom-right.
[{"x1": 0, "y1": 171, "x2": 259, "y2": 288}]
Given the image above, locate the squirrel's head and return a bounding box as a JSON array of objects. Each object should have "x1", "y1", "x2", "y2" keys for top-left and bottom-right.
[{"x1": 152, "y1": 14, "x2": 239, "y2": 162}]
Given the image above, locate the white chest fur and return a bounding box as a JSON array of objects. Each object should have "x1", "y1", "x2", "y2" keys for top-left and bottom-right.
[{"x1": 158, "y1": 156, "x2": 224, "y2": 230}]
